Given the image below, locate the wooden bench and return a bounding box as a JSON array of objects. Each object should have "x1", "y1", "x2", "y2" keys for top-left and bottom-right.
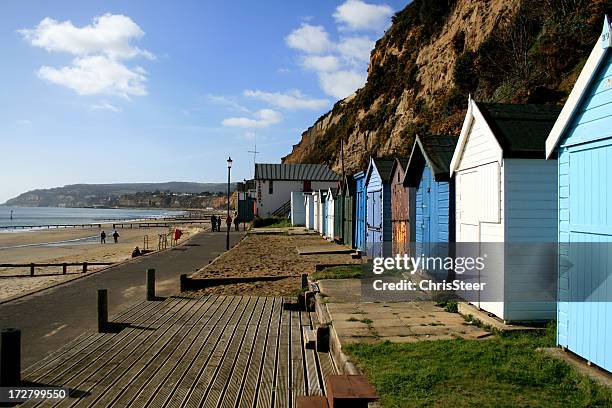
[
  {"x1": 325, "y1": 375, "x2": 379, "y2": 408},
  {"x1": 296, "y1": 395, "x2": 329, "y2": 408}
]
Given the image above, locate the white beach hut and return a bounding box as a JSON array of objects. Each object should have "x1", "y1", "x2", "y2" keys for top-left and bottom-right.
[
  {"x1": 312, "y1": 191, "x2": 320, "y2": 233},
  {"x1": 304, "y1": 193, "x2": 315, "y2": 229},
  {"x1": 290, "y1": 192, "x2": 306, "y2": 226},
  {"x1": 326, "y1": 188, "x2": 337, "y2": 240},
  {"x1": 450, "y1": 97, "x2": 561, "y2": 322}
]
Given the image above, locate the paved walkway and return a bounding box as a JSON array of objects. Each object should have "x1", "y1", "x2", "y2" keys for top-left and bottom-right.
[
  {"x1": 0, "y1": 231, "x2": 244, "y2": 368},
  {"x1": 20, "y1": 295, "x2": 336, "y2": 408}
]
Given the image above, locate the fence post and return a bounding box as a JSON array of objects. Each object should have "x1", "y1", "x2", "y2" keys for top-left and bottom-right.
[
  {"x1": 30, "y1": 264, "x2": 35, "y2": 277},
  {"x1": 0, "y1": 328, "x2": 21, "y2": 387},
  {"x1": 146, "y1": 269, "x2": 156, "y2": 301},
  {"x1": 62, "y1": 263, "x2": 67, "y2": 275},
  {"x1": 301, "y1": 273, "x2": 309, "y2": 290},
  {"x1": 180, "y1": 274, "x2": 187, "y2": 292},
  {"x1": 98, "y1": 289, "x2": 108, "y2": 333},
  {"x1": 82, "y1": 262, "x2": 88, "y2": 274}
]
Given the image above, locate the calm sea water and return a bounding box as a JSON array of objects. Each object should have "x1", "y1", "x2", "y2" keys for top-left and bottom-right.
[{"x1": 0, "y1": 206, "x2": 185, "y2": 229}]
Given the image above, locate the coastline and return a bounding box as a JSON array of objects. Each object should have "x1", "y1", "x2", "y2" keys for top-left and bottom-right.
[{"x1": 0, "y1": 222, "x2": 208, "y2": 302}]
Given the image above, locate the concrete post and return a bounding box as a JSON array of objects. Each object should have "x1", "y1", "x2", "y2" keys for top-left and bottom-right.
[
  {"x1": 146, "y1": 269, "x2": 156, "y2": 301},
  {"x1": 83, "y1": 262, "x2": 88, "y2": 274},
  {"x1": 98, "y1": 289, "x2": 108, "y2": 333},
  {"x1": 301, "y1": 273, "x2": 308, "y2": 290},
  {"x1": 30, "y1": 263, "x2": 35, "y2": 277},
  {"x1": 0, "y1": 328, "x2": 21, "y2": 386},
  {"x1": 62, "y1": 263, "x2": 67, "y2": 275}
]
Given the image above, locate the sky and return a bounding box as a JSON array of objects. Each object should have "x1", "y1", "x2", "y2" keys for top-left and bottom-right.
[{"x1": 0, "y1": 0, "x2": 407, "y2": 203}]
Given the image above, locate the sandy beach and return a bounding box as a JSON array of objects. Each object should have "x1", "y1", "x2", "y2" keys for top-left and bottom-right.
[{"x1": 0, "y1": 222, "x2": 209, "y2": 301}]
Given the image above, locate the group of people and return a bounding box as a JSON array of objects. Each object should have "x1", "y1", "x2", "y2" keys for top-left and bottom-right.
[
  {"x1": 100, "y1": 230, "x2": 119, "y2": 244},
  {"x1": 210, "y1": 214, "x2": 241, "y2": 232}
]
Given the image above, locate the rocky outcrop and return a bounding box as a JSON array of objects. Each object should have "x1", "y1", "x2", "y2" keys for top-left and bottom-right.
[{"x1": 282, "y1": 0, "x2": 611, "y2": 174}]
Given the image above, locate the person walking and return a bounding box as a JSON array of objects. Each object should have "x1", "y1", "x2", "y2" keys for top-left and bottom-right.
[
  {"x1": 210, "y1": 214, "x2": 217, "y2": 232},
  {"x1": 100, "y1": 231, "x2": 106, "y2": 244},
  {"x1": 217, "y1": 216, "x2": 223, "y2": 231},
  {"x1": 233, "y1": 216, "x2": 240, "y2": 231},
  {"x1": 226, "y1": 214, "x2": 232, "y2": 232},
  {"x1": 112, "y1": 230, "x2": 119, "y2": 243}
]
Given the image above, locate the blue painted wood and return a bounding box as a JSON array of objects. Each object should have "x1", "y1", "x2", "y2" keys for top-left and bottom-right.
[
  {"x1": 556, "y1": 47, "x2": 612, "y2": 372},
  {"x1": 354, "y1": 172, "x2": 367, "y2": 252},
  {"x1": 413, "y1": 163, "x2": 453, "y2": 279},
  {"x1": 365, "y1": 161, "x2": 392, "y2": 257}
]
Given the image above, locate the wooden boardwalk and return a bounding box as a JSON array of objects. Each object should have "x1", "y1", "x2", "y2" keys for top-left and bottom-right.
[{"x1": 19, "y1": 295, "x2": 336, "y2": 408}]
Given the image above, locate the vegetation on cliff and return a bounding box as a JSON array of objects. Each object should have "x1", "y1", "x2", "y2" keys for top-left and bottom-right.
[{"x1": 283, "y1": 0, "x2": 612, "y2": 174}]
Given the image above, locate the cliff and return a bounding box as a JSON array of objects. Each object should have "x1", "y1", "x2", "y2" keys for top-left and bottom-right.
[{"x1": 282, "y1": 0, "x2": 612, "y2": 172}]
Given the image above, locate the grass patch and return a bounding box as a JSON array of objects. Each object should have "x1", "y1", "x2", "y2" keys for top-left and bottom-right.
[
  {"x1": 311, "y1": 265, "x2": 362, "y2": 280},
  {"x1": 252, "y1": 216, "x2": 291, "y2": 228},
  {"x1": 344, "y1": 324, "x2": 612, "y2": 407}
]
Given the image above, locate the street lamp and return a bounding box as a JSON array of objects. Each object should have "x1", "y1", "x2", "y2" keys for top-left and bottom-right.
[{"x1": 226, "y1": 156, "x2": 233, "y2": 250}]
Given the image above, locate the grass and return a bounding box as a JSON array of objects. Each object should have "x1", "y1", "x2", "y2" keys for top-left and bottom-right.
[
  {"x1": 344, "y1": 324, "x2": 612, "y2": 408},
  {"x1": 252, "y1": 216, "x2": 291, "y2": 228},
  {"x1": 311, "y1": 265, "x2": 362, "y2": 280}
]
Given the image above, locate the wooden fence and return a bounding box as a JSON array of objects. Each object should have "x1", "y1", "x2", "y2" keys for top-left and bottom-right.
[{"x1": 0, "y1": 262, "x2": 114, "y2": 277}]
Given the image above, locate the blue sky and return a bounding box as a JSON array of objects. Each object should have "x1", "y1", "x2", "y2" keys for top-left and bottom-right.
[{"x1": 0, "y1": 0, "x2": 406, "y2": 203}]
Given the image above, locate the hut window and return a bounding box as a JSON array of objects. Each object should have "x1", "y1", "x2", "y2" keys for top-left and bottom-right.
[{"x1": 269, "y1": 180, "x2": 274, "y2": 194}]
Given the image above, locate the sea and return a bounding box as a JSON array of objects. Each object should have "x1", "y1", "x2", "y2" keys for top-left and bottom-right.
[{"x1": 0, "y1": 206, "x2": 185, "y2": 231}]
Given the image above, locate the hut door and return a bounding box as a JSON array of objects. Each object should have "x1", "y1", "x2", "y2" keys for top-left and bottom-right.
[{"x1": 367, "y1": 189, "x2": 383, "y2": 257}]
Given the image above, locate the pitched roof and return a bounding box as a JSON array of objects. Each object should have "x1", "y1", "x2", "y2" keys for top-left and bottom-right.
[
  {"x1": 476, "y1": 102, "x2": 561, "y2": 158},
  {"x1": 390, "y1": 157, "x2": 409, "y2": 183},
  {"x1": 254, "y1": 163, "x2": 340, "y2": 181},
  {"x1": 546, "y1": 16, "x2": 612, "y2": 158},
  {"x1": 404, "y1": 135, "x2": 458, "y2": 186},
  {"x1": 367, "y1": 158, "x2": 395, "y2": 183}
]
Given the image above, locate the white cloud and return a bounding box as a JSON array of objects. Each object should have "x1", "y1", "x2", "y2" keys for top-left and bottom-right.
[
  {"x1": 301, "y1": 55, "x2": 340, "y2": 72},
  {"x1": 244, "y1": 89, "x2": 328, "y2": 110},
  {"x1": 319, "y1": 70, "x2": 367, "y2": 99},
  {"x1": 91, "y1": 100, "x2": 121, "y2": 112},
  {"x1": 222, "y1": 109, "x2": 282, "y2": 128},
  {"x1": 285, "y1": 24, "x2": 334, "y2": 54},
  {"x1": 38, "y1": 55, "x2": 147, "y2": 98},
  {"x1": 19, "y1": 14, "x2": 153, "y2": 60},
  {"x1": 20, "y1": 14, "x2": 151, "y2": 98},
  {"x1": 207, "y1": 94, "x2": 251, "y2": 113},
  {"x1": 333, "y1": 0, "x2": 393, "y2": 31},
  {"x1": 338, "y1": 36, "x2": 375, "y2": 64}
]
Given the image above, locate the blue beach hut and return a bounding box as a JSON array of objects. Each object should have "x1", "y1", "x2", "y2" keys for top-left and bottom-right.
[
  {"x1": 365, "y1": 158, "x2": 394, "y2": 258},
  {"x1": 545, "y1": 16, "x2": 612, "y2": 372},
  {"x1": 403, "y1": 135, "x2": 457, "y2": 279},
  {"x1": 353, "y1": 171, "x2": 367, "y2": 252}
]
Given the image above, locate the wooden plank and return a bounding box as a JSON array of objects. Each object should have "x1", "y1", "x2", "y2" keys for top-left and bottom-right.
[
  {"x1": 218, "y1": 297, "x2": 270, "y2": 408},
  {"x1": 235, "y1": 297, "x2": 275, "y2": 408},
  {"x1": 40, "y1": 296, "x2": 203, "y2": 408},
  {"x1": 255, "y1": 297, "x2": 282, "y2": 408},
  {"x1": 274, "y1": 299, "x2": 291, "y2": 408},
  {"x1": 303, "y1": 312, "x2": 323, "y2": 396},
  {"x1": 195, "y1": 297, "x2": 258, "y2": 407},
  {"x1": 292, "y1": 309, "x2": 306, "y2": 406},
  {"x1": 85, "y1": 296, "x2": 219, "y2": 407},
  {"x1": 64, "y1": 296, "x2": 207, "y2": 408},
  {"x1": 113, "y1": 296, "x2": 233, "y2": 408},
  {"x1": 22, "y1": 300, "x2": 154, "y2": 378},
  {"x1": 203, "y1": 297, "x2": 263, "y2": 408},
  {"x1": 20, "y1": 296, "x2": 196, "y2": 408},
  {"x1": 159, "y1": 296, "x2": 246, "y2": 407}
]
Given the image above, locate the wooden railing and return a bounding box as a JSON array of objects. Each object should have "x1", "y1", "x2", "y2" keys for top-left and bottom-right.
[{"x1": 0, "y1": 262, "x2": 114, "y2": 277}]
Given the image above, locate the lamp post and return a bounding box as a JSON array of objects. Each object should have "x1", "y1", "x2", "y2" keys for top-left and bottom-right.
[{"x1": 226, "y1": 156, "x2": 233, "y2": 250}]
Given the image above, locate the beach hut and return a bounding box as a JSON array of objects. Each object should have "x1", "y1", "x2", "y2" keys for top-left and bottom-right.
[
  {"x1": 342, "y1": 177, "x2": 354, "y2": 246},
  {"x1": 450, "y1": 98, "x2": 560, "y2": 322},
  {"x1": 403, "y1": 135, "x2": 457, "y2": 279},
  {"x1": 390, "y1": 158, "x2": 411, "y2": 256},
  {"x1": 312, "y1": 191, "x2": 321, "y2": 233},
  {"x1": 319, "y1": 190, "x2": 329, "y2": 237},
  {"x1": 304, "y1": 193, "x2": 315, "y2": 229},
  {"x1": 365, "y1": 158, "x2": 395, "y2": 258},
  {"x1": 353, "y1": 171, "x2": 367, "y2": 252},
  {"x1": 545, "y1": 17, "x2": 612, "y2": 372},
  {"x1": 326, "y1": 188, "x2": 337, "y2": 240},
  {"x1": 290, "y1": 192, "x2": 306, "y2": 226}
]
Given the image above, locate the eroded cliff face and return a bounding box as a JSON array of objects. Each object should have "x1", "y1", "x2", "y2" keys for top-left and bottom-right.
[{"x1": 282, "y1": 0, "x2": 611, "y2": 174}]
